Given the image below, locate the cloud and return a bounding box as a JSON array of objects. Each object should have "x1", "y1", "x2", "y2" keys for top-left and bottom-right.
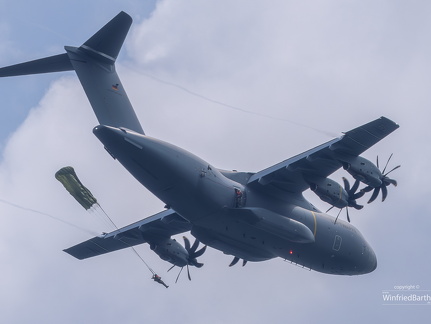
[
  {"x1": 0, "y1": 21, "x2": 14, "y2": 59},
  {"x1": 0, "y1": 1, "x2": 430, "y2": 323}
]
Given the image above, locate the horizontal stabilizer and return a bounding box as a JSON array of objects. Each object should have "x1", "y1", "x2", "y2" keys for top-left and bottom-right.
[
  {"x1": 0, "y1": 54, "x2": 73, "y2": 77},
  {"x1": 80, "y1": 11, "x2": 132, "y2": 62}
]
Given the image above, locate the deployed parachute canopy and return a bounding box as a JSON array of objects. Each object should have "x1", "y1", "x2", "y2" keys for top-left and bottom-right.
[{"x1": 55, "y1": 166, "x2": 98, "y2": 210}]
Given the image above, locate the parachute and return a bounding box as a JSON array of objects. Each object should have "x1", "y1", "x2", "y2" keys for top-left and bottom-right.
[
  {"x1": 55, "y1": 166, "x2": 162, "y2": 285},
  {"x1": 55, "y1": 166, "x2": 97, "y2": 210},
  {"x1": 55, "y1": 166, "x2": 116, "y2": 230}
]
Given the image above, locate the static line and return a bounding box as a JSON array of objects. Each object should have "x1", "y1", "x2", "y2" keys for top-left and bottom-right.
[
  {"x1": 0, "y1": 198, "x2": 95, "y2": 235},
  {"x1": 122, "y1": 65, "x2": 338, "y2": 138},
  {"x1": 96, "y1": 202, "x2": 156, "y2": 275}
]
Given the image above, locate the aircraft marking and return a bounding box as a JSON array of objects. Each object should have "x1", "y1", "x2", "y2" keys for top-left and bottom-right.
[{"x1": 311, "y1": 211, "x2": 317, "y2": 237}]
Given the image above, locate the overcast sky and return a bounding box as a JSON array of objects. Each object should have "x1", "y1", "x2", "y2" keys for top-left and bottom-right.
[{"x1": 0, "y1": 1, "x2": 430, "y2": 323}]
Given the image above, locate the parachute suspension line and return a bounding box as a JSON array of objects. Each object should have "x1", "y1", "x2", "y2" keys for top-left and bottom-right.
[
  {"x1": 130, "y1": 245, "x2": 156, "y2": 275},
  {"x1": 95, "y1": 203, "x2": 119, "y2": 231},
  {"x1": 95, "y1": 206, "x2": 156, "y2": 275},
  {"x1": 95, "y1": 204, "x2": 155, "y2": 275},
  {"x1": 128, "y1": 243, "x2": 155, "y2": 275},
  {"x1": 88, "y1": 205, "x2": 115, "y2": 231},
  {"x1": 55, "y1": 166, "x2": 156, "y2": 276}
]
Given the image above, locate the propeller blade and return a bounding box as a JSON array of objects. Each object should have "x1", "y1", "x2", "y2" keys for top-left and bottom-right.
[
  {"x1": 350, "y1": 179, "x2": 360, "y2": 195},
  {"x1": 194, "y1": 262, "x2": 204, "y2": 268},
  {"x1": 326, "y1": 205, "x2": 335, "y2": 213},
  {"x1": 187, "y1": 265, "x2": 191, "y2": 281},
  {"x1": 190, "y1": 238, "x2": 200, "y2": 254},
  {"x1": 334, "y1": 208, "x2": 343, "y2": 224},
  {"x1": 353, "y1": 190, "x2": 365, "y2": 199},
  {"x1": 192, "y1": 245, "x2": 207, "y2": 258},
  {"x1": 384, "y1": 165, "x2": 401, "y2": 177},
  {"x1": 382, "y1": 153, "x2": 393, "y2": 174},
  {"x1": 242, "y1": 260, "x2": 248, "y2": 267},
  {"x1": 368, "y1": 187, "x2": 380, "y2": 204},
  {"x1": 167, "y1": 264, "x2": 175, "y2": 272},
  {"x1": 381, "y1": 184, "x2": 388, "y2": 202},
  {"x1": 361, "y1": 185, "x2": 374, "y2": 193},
  {"x1": 385, "y1": 178, "x2": 398, "y2": 187},
  {"x1": 175, "y1": 267, "x2": 183, "y2": 283},
  {"x1": 229, "y1": 256, "x2": 239, "y2": 267},
  {"x1": 342, "y1": 177, "x2": 350, "y2": 192},
  {"x1": 350, "y1": 201, "x2": 364, "y2": 210},
  {"x1": 183, "y1": 236, "x2": 191, "y2": 251},
  {"x1": 346, "y1": 208, "x2": 351, "y2": 223}
]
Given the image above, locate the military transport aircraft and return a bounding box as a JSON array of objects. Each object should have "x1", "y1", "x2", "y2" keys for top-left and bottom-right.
[{"x1": 0, "y1": 12, "x2": 399, "y2": 276}]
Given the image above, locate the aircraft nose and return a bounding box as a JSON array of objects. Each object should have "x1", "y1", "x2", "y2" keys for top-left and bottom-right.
[
  {"x1": 361, "y1": 243, "x2": 377, "y2": 274},
  {"x1": 368, "y1": 247, "x2": 377, "y2": 272}
]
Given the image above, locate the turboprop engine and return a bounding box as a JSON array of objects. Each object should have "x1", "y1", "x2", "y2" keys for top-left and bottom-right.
[
  {"x1": 341, "y1": 155, "x2": 400, "y2": 203},
  {"x1": 341, "y1": 156, "x2": 382, "y2": 187},
  {"x1": 309, "y1": 177, "x2": 363, "y2": 210},
  {"x1": 150, "y1": 237, "x2": 206, "y2": 268}
]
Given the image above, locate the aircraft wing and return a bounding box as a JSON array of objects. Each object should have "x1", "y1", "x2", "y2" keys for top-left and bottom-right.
[
  {"x1": 247, "y1": 116, "x2": 399, "y2": 194},
  {"x1": 64, "y1": 209, "x2": 191, "y2": 260}
]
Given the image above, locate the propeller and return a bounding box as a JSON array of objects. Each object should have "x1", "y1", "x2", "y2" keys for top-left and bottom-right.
[
  {"x1": 229, "y1": 256, "x2": 247, "y2": 267},
  {"x1": 361, "y1": 154, "x2": 400, "y2": 204},
  {"x1": 169, "y1": 236, "x2": 207, "y2": 283},
  {"x1": 331, "y1": 177, "x2": 365, "y2": 223},
  {"x1": 343, "y1": 177, "x2": 365, "y2": 210},
  {"x1": 183, "y1": 236, "x2": 207, "y2": 268}
]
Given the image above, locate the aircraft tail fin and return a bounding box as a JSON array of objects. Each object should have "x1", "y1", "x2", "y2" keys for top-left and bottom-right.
[
  {"x1": 65, "y1": 11, "x2": 144, "y2": 133},
  {"x1": 0, "y1": 11, "x2": 144, "y2": 134}
]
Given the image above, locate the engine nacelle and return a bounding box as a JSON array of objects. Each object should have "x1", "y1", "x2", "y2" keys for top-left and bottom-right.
[
  {"x1": 150, "y1": 238, "x2": 189, "y2": 267},
  {"x1": 310, "y1": 178, "x2": 349, "y2": 208},
  {"x1": 341, "y1": 156, "x2": 382, "y2": 187}
]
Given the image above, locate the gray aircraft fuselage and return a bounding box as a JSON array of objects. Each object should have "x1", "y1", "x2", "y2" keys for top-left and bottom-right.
[
  {"x1": 0, "y1": 11, "x2": 379, "y2": 276},
  {"x1": 95, "y1": 125, "x2": 377, "y2": 275}
]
